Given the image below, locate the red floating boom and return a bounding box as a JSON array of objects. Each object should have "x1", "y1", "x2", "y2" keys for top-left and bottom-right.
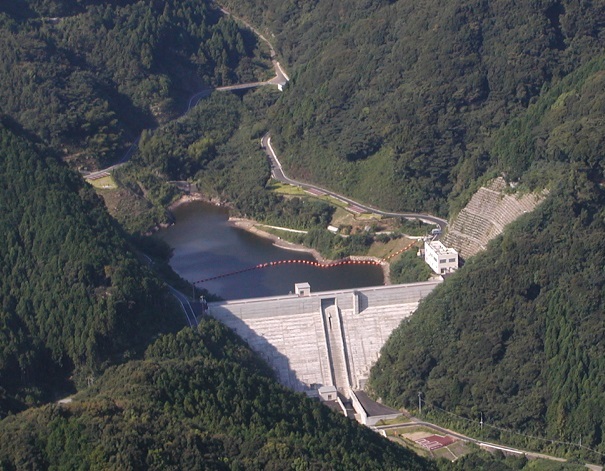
[
  {"x1": 192, "y1": 242, "x2": 419, "y2": 285},
  {"x1": 193, "y1": 257, "x2": 385, "y2": 285}
]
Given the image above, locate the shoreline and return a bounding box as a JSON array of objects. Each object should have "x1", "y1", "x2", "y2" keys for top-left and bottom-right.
[
  {"x1": 228, "y1": 217, "x2": 327, "y2": 262},
  {"x1": 228, "y1": 217, "x2": 391, "y2": 285},
  {"x1": 168, "y1": 192, "x2": 227, "y2": 211},
  {"x1": 142, "y1": 193, "x2": 212, "y2": 236},
  {"x1": 165, "y1": 196, "x2": 391, "y2": 285}
]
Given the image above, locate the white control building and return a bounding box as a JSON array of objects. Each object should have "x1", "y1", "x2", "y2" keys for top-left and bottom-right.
[{"x1": 424, "y1": 240, "x2": 459, "y2": 274}]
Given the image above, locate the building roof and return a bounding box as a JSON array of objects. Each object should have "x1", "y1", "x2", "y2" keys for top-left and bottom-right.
[
  {"x1": 426, "y1": 240, "x2": 458, "y2": 256},
  {"x1": 353, "y1": 390, "x2": 400, "y2": 417}
]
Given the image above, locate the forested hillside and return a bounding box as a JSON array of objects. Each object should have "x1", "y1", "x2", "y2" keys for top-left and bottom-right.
[
  {"x1": 0, "y1": 2, "x2": 436, "y2": 467},
  {"x1": 369, "y1": 60, "x2": 605, "y2": 461},
  {"x1": 2, "y1": 0, "x2": 605, "y2": 466},
  {"x1": 118, "y1": 88, "x2": 340, "y2": 233},
  {"x1": 220, "y1": 0, "x2": 604, "y2": 215},
  {"x1": 0, "y1": 321, "x2": 432, "y2": 470},
  {"x1": 0, "y1": 0, "x2": 267, "y2": 168},
  {"x1": 0, "y1": 121, "x2": 179, "y2": 416}
]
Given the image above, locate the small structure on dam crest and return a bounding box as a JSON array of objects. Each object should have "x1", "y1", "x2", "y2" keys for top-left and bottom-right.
[{"x1": 207, "y1": 281, "x2": 441, "y2": 424}]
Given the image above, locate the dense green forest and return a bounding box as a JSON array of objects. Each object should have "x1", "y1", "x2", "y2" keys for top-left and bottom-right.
[
  {"x1": 0, "y1": 121, "x2": 180, "y2": 416},
  {"x1": 369, "y1": 60, "x2": 605, "y2": 461},
  {"x1": 0, "y1": 2, "x2": 440, "y2": 468},
  {"x1": 219, "y1": 0, "x2": 604, "y2": 215},
  {"x1": 0, "y1": 321, "x2": 433, "y2": 470},
  {"x1": 0, "y1": 0, "x2": 267, "y2": 168},
  {"x1": 390, "y1": 249, "x2": 433, "y2": 284},
  {"x1": 2, "y1": 0, "x2": 605, "y2": 467},
  {"x1": 118, "y1": 87, "x2": 342, "y2": 233}
]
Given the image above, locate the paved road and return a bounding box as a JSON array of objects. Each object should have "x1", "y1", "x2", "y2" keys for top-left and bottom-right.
[
  {"x1": 83, "y1": 137, "x2": 140, "y2": 180},
  {"x1": 139, "y1": 253, "x2": 199, "y2": 328},
  {"x1": 84, "y1": 4, "x2": 288, "y2": 181},
  {"x1": 215, "y1": 3, "x2": 289, "y2": 86},
  {"x1": 215, "y1": 3, "x2": 275, "y2": 57},
  {"x1": 272, "y1": 60, "x2": 290, "y2": 82},
  {"x1": 186, "y1": 88, "x2": 213, "y2": 113},
  {"x1": 167, "y1": 285, "x2": 199, "y2": 328},
  {"x1": 261, "y1": 134, "x2": 448, "y2": 231}
]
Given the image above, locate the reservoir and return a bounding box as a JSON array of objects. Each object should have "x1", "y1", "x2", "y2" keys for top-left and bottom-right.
[{"x1": 157, "y1": 201, "x2": 384, "y2": 300}]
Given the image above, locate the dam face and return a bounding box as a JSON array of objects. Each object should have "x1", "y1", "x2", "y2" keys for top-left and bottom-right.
[{"x1": 207, "y1": 281, "x2": 441, "y2": 397}]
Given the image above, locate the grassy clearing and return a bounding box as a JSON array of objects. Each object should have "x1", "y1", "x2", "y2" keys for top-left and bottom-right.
[
  {"x1": 375, "y1": 416, "x2": 412, "y2": 426},
  {"x1": 367, "y1": 237, "x2": 416, "y2": 260},
  {"x1": 330, "y1": 206, "x2": 357, "y2": 226},
  {"x1": 442, "y1": 441, "x2": 474, "y2": 460},
  {"x1": 267, "y1": 181, "x2": 307, "y2": 196},
  {"x1": 268, "y1": 181, "x2": 379, "y2": 219},
  {"x1": 386, "y1": 434, "x2": 420, "y2": 453},
  {"x1": 93, "y1": 183, "x2": 168, "y2": 234},
  {"x1": 386, "y1": 428, "x2": 436, "y2": 458},
  {"x1": 355, "y1": 212, "x2": 376, "y2": 219},
  {"x1": 429, "y1": 445, "x2": 460, "y2": 461},
  {"x1": 385, "y1": 426, "x2": 436, "y2": 437},
  {"x1": 330, "y1": 208, "x2": 384, "y2": 229},
  {"x1": 88, "y1": 174, "x2": 118, "y2": 189}
]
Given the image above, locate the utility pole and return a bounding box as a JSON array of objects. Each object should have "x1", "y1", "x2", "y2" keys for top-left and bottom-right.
[
  {"x1": 480, "y1": 412, "x2": 483, "y2": 431},
  {"x1": 418, "y1": 392, "x2": 422, "y2": 415}
]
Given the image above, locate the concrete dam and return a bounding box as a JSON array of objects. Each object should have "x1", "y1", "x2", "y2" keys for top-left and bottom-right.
[{"x1": 207, "y1": 280, "x2": 441, "y2": 398}]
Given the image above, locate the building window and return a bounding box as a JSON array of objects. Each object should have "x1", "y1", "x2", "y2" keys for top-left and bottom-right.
[
  {"x1": 440, "y1": 259, "x2": 446, "y2": 263},
  {"x1": 449, "y1": 258, "x2": 456, "y2": 262}
]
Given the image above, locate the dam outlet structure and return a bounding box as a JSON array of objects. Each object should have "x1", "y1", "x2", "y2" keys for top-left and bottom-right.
[{"x1": 207, "y1": 280, "x2": 441, "y2": 424}]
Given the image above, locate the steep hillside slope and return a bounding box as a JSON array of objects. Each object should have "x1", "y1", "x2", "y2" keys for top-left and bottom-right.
[
  {"x1": 0, "y1": 0, "x2": 267, "y2": 168},
  {"x1": 443, "y1": 177, "x2": 546, "y2": 259},
  {"x1": 0, "y1": 322, "x2": 433, "y2": 470},
  {"x1": 0, "y1": 122, "x2": 177, "y2": 416},
  {"x1": 220, "y1": 0, "x2": 605, "y2": 214},
  {"x1": 369, "y1": 60, "x2": 605, "y2": 460}
]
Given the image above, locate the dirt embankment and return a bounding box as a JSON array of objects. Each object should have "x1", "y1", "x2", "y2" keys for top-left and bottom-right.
[
  {"x1": 168, "y1": 192, "x2": 227, "y2": 211},
  {"x1": 229, "y1": 217, "x2": 326, "y2": 261}
]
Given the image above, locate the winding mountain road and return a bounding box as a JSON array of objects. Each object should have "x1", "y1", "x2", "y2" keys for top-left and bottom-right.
[
  {"x1": 261, "y1": 134, "x2": 448, "y2": 231},
  {"x1": 167, "y1": 285, "x2": 199, "y2": 328},
  {"x1": 78, "y1": 6, "x2": 604, "y2": 468},
  {"x1": 139, "y1": 253, "x2": 199, "y2": 327},
  {"x1": 84, "y1": 5, "x2": 287, "y2": 181}
]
